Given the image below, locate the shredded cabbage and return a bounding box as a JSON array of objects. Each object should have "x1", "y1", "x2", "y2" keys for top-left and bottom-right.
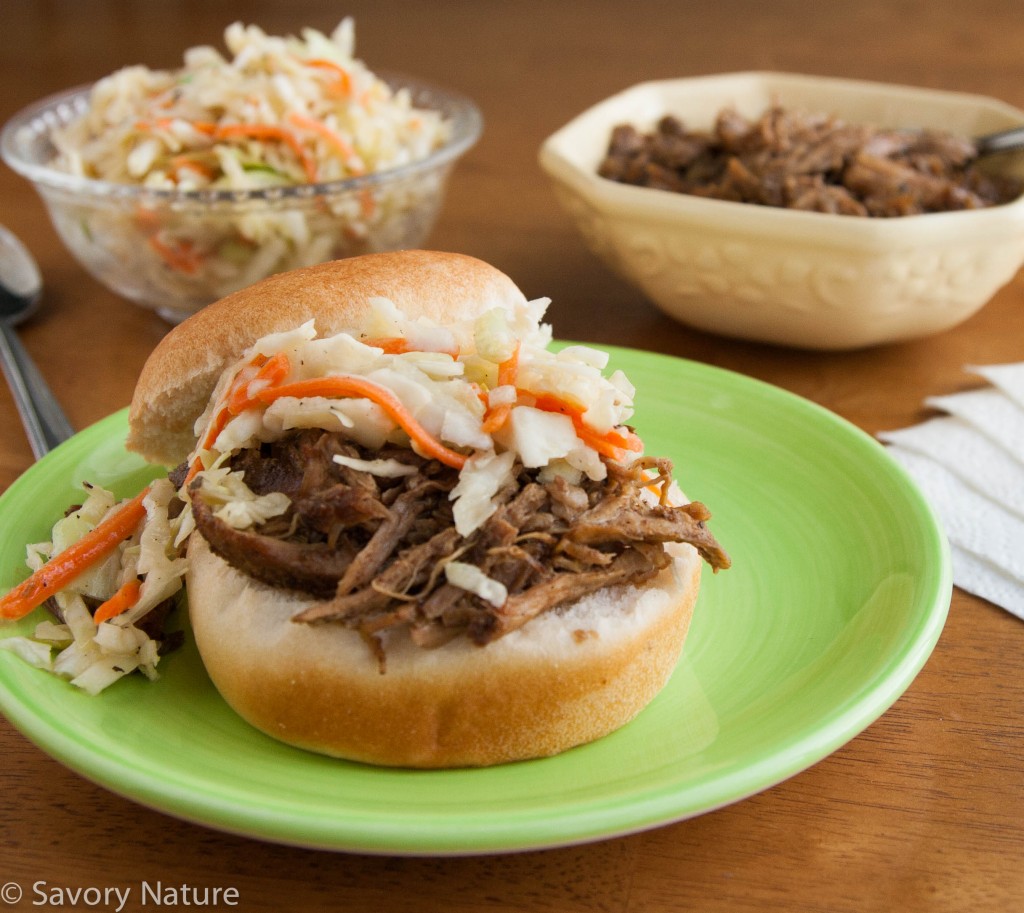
[
  {"x1": 333, "y1": 454, "x2": 418, "y2": 478},
  {"x1": 474, "y1": 308, "x2": 518, "y2": 364},
  {"x1": 120, "y1": 479, "x2": 191, "y2": 624},
  {"x1": 450, "y1": 451, "x2": 516, "y2": 536},
  {"x1": 1, "y1": 481, "x2": 189, "y2": 694},
  {"x1": 500, "y1": 406, "x2": 580, "y2": 469},
  {"x1": 53, "y1": 19, "x2": 451, "y2": 189},
  {"x1": 192, "y1": 467, "x2": 291, "y2": 530},
  {"x1": 444, "y1": 561, "x2": 508, "y2": 608},
  {"x1": 46, "y1": 20, "x2": 453, "y2": 311},
  {"x1": 0, "y1": 636, "x2": 55, "y2": 670},
  {"x1": 191, "y1": 295, "x2": 642, "y2": 537}
]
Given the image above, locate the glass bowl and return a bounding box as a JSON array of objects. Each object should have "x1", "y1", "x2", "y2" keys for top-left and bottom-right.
[
  {"x1": 2, "y1": 74, "x2": 482, "y2": 323},
  {"x1": 539, "y1": 72, "x2": 1024, "y2": 350}
]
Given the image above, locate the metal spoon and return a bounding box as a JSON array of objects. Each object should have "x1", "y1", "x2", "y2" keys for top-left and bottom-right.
[
  {"x1": 0, "y1": 225, "x2": 75, "y2": 459},
  {"x1": 975, "y1": 124, "x2": 1024, "y2": 157}
]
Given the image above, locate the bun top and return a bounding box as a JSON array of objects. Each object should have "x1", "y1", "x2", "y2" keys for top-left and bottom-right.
[{"x1": 127, "y1": 251, "x2": 528, "y2": 466}]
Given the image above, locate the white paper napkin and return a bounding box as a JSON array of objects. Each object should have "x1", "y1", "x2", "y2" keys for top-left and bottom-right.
[{"x1": 879, "y1": 364, "x2": 1024, "y2": 621}]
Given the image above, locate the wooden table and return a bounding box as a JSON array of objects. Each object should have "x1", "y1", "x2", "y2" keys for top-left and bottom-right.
[{"x1": 2, "y1": 2, "x2": 1022, "y2": 910}]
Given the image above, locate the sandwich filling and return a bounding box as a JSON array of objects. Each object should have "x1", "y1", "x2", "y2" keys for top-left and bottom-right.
[
  {"x1": 179, "y1": 296, "x2": 729, "y2": 662},
  {"x1": 188, "y1": 432, "x2": 728, "y2": 658},
  {"x1": 0, "y1": 293, "x2": 728, "y2": 689}
]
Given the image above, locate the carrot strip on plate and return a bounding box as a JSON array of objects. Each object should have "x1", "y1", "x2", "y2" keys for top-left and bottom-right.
[
  {"x1": 0, "y1": 488, "x2": 150, "y2": 621},
  {"x1": 93, "y1": 578, "x2": 143, "y2": 624}
]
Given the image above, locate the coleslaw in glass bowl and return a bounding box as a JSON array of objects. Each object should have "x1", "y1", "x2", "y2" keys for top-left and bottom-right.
[{"x1": 1, "y1": 20, "x2": 482, "y2": 322}]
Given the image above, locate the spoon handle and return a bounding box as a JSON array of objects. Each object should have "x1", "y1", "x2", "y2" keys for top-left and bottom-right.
[
  {"x1": 974, "y1": 124, "x2": 1024, "y2": 156},
  {"x1": 0, "y1": 322, "x2": 74, "y2": 459}
]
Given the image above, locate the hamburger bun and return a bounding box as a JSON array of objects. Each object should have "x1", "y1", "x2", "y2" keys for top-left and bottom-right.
[
  {"x1": 186, "y1": 533, "x2": 702, "y2": 768},
  {"x1": 127, "y1": 250, "x2": 721, "y2": 769}
]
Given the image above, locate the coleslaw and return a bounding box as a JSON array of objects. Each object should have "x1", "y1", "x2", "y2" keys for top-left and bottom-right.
[
  {"x1": 0, "y1": 480, "x2": 188, "y2": 694},
  {"x1": 190, "y1": 296, "x2": 641, "y2": 532},
  {"x1": 45, "y1": 19, "x2": 457, "y2": 316}
]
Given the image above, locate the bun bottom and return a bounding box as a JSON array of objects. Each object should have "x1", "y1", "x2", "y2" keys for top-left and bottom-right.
[{"x1": 186, "y1": 535, "x2": 703, "y2": 768}]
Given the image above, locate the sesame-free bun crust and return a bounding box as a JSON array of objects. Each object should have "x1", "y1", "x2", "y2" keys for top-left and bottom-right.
[
  {"x1": 186, "y1": 534, "x2": 703, "y2": 769},
  {"x1": 127, "y1": 251, "x2": 527, "y2": 467}
]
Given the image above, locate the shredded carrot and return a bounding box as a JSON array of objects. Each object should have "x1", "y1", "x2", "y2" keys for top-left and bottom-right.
[
  {"x1": 0, "y1": 489, "x2": 150, "y2": 621},
  {"x1": 185, "y1": 352, "x2": 294, "y2": 484},
  {"x1": 360, "y1": 337, "x2": 460, "y2": 358},
  {"x1": 93, "y1": 578, "x2": 143, "y2": 625},
  {"x1": 530, "y1": 391, "x2": 588, "y2": 416},
  {"x1": 480, "y1": 402, "x2": 513, "y2": 435},
  {"x1": 219, "y1": 366, "x2": 263, "y2": 419},
  {"x1": 531, "y1": 392, "x2": 643, "y2": 461},
  {"x1": 287, "y1": 112, "x2": 358, "y2": 164},
  {"x1": 572, "y1": 423, "x2": 642, "y2": 462},
  {"x1": 171, "y1": 155, "x2": 217, "y2": 181},
  {"x1": 183, "y1": 408, "x2": 229, "y2": 487},
  {"x1": 214, "y1": 123, "x2": 318, "y2": 182},
  {"x1": 480, "y1": 347, "x2": 520, "y2": 434},
  {"x1": 497, "y1": 343, "x2": 520, "y2": 388},
  {"x1": 359, "y1": 189, "x2": 377, "y2": 219},
  {"x1": 256, "y1": 376, "x2": 468, "y2": 470},
  {"x1": 134, "y1": 207, "x2": 162, "y2": 234},
  {"x1": 469, "y1": 383, "x2": 489, "y2": 407},
  {"x1": 149, "y1": 235, "x2": 203, "y2": 275},
  {"x1": 225, "y1": 352, "x2": 292, "y2": 415},
  {"x1": 304, "y1": 58, "x2": 353, "y2": 97},
  {"x1": 361, "y1": 336, "x2": 413, "y2": 355},
  {"x1": 199, "y1": 407, "x2": 232, "y2": 455},
  {"x1": 134, "y1": 118, "x2": 176, "y2": 132}
]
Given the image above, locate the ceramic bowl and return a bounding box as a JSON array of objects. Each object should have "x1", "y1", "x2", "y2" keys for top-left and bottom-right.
[{"x1": 539, "y1": 72, "x2": 1024, "y2": 349}]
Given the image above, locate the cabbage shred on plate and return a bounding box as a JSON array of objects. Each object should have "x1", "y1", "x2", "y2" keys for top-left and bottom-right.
[{"x1": 0, "y1": 480, "x2": 188, "y2": 695}]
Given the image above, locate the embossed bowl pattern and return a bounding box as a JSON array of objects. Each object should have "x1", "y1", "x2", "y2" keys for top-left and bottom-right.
[{"x1": 539, "y1": 72, "x2": 1024, "y2": 349}]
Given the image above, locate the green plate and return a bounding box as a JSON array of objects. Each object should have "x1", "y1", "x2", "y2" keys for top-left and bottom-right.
[{"x1": 0, "y1": 348, "x2": 950, "y2": 855}]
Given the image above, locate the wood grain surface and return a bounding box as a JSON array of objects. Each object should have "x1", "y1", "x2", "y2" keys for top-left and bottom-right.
[{"x1": 1, "y1": 2, "x2": 1022, "y2": 911}]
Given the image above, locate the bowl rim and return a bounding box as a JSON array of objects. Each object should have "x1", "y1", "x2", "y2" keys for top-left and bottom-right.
[
  {"x1": 1, "y1": 71, "x2": 482, "y2": 208},
  {"x1": 538, "y1": 70, "x2": 1024, "y2": 235}
]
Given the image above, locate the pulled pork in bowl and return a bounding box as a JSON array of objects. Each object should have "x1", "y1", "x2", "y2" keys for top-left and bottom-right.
[
  {"x1": 540, "y1": 72, "x2": 1024, "y2": 350},
  {"x1": 597, "y1": 106, "x2": 1021, "y2": 217}
]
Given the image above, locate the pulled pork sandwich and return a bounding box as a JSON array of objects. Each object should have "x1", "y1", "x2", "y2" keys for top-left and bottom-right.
[{"x1": 1, "y1": 251, "x2": 728, "y2": 768}]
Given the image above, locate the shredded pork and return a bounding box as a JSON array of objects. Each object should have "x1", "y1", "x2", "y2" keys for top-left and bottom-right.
[
  {"x1": 190, "y1": 429, "x2": 730, "y2": 654},
  {"x1": 598, "y1": 106, "x2": 1022, "y2": 216}
]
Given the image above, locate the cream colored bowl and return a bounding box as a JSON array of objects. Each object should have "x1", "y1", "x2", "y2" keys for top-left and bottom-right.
[{"x1": 539, "y1": 72, "x2": 1024, "y2": 349}]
